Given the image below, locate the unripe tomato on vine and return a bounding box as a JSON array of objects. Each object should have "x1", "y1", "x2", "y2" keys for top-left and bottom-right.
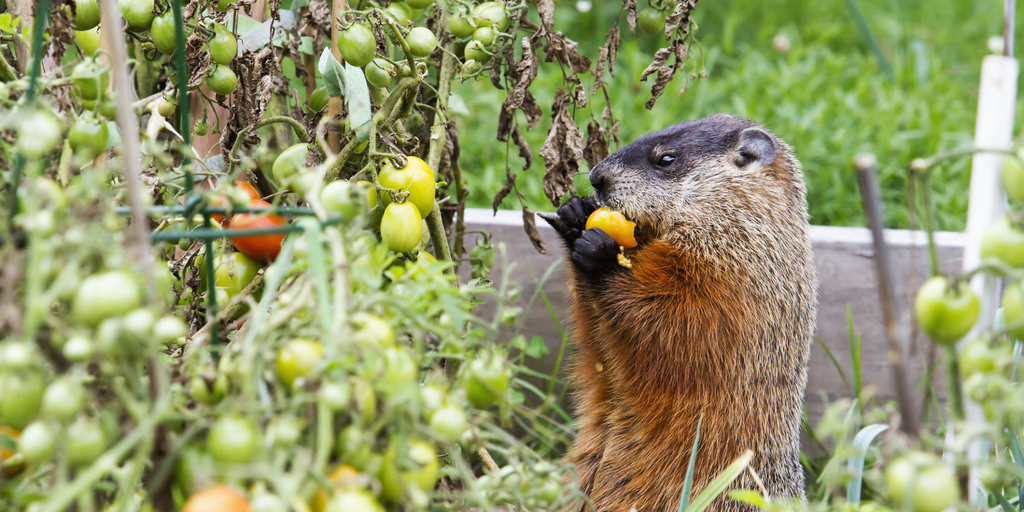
[
  {"x1": 913, "y1": 276, "x2": 980, "y2": 345},
  {"x1": 73, "y1": 0, "x2": 100, "y2": 31},
  {"x1": 150, "y1": 11, "x2": 179, "y2": 55},
  {"x1": 339, "y1": 24, "x2": 376, "y2": 67},
  {"x1": 381, "y1": 202, "x2": 423, "y2": 253},
  {"x1": 638, "y1": 7, "x2": 668, "y2": 35},
  {"x1": 118, "y1": 0, "x2": 156, "y2": 32},
  {"x1": 207, "y1": 65, "x2": 238, "y2": 95},
  {"x1": 209, "y1": 24, "x2": 238, "y2": 65}
]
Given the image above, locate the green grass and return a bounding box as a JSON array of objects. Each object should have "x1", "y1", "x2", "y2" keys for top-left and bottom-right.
[{"x1": 453, "y1": 0, "x2": 1024, "y2": 230}]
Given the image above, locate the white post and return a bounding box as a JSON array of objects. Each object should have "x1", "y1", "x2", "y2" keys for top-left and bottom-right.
[{"x1": 958, "y1": 54, "x2": 1017, "y2": 506}]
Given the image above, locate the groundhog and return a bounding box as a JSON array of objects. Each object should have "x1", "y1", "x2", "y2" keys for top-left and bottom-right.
[{"x1": 540, "y1": 114, "x2": 818, "y2": 512}]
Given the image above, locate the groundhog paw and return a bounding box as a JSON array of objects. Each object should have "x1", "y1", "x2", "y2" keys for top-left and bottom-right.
[
  {"x1": 539, "y1": 196, "x2": 601, "y2": 249},
  {"x1": 572, "y1": 228, "x2": 620, "y2": 276}
]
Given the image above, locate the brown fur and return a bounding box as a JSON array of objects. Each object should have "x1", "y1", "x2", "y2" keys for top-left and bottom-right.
[{"x1": 560, "y1": 115, "x2": 818, "y2": 512}]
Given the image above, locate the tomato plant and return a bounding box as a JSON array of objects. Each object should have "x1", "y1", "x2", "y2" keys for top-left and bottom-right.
[
  {"x1": 229, "y1": 200, "x2": 288, "y2": 262},
  {"x1": 381, "y1": 202, "x2": 423, "y2": 253},
  {"x1": 118, "y1": 0, "x2": 155, "y2": 32},
  {"x1": 151, "y1": 11, "x2": 178, "y2": 55},
  {"x1": 378, "y1": 156, "x2": 436, "y2": 218},
  {"x1": 209, "y1": 24, "x2": 238, "y2": 65},
  {"x1": 338, "y1": 24, "x2": 376, "y2": 67},
  {"x1": 207, "y1": 416, "x2": 259, "y2": 464},
  {"x1": 913, "y1": 276, "x2": 980, "y2": 345},
  {"x1": 207, "y1": 65, "x2": 239, "y2": 95}
]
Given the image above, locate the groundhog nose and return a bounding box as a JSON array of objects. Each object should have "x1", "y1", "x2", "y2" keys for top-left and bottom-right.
[{"x1": 589, "y1": 168, "x2": 607, "y2": 193}]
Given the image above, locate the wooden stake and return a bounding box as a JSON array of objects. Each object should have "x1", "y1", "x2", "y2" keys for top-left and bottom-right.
[{"x1": 328, "y1": 0, "x2": 348, "y2": 153}]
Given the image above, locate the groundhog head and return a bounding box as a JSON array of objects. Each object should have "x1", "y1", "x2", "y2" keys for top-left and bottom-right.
[{"x1": 589, "y1": 114, "x2": 807, "y2": 242}]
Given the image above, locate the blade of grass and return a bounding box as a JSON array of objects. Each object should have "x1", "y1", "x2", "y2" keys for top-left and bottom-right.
[
  {"x1": 993, "y1": 489, "x2": 1016, "y2": 512},
  {"x1": 846, "y1": 424, "x2": 890, "y2": 505},
  {"x1": 816, "y1": 335, "x2": 849, "y2": 391},
  {"x1": 848, "y1": 305, "x2": 864, "y2": 419},
  {"x1": 686, "y1": 450, "x2": 755, "y2": 512},
  {"x1": 678, "y1": 414, "x2": 705, "y2": 512}
]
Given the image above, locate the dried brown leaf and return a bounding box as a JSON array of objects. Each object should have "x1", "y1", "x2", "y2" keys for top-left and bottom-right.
[
  {"x1": 539, "y1": 89, "x2": 585, "y2": 206},
  {"x1": 523, "y1": 207, "x2": 549, "y2": 254},
  {"x1": 520, "y1": 91, "x2": 543, "y2": 129},
  {"x1": 511, "y1": 125, "x2": 533, "y2": 170},
  {"x1": 622, "y1": 0, "x2": 638, "y2": 34},
  {"x1": 497, "y1": 107, "x2": 513, "y2": 142},
  {"x1": 543, "y1": 31, "x2": 591, "y2": 74},
  {"x1": 534, "y1": 0, "x2": 556, "y2": 32},
  {"x1": 506, "y1": 38, "x2": 539, "y2": 111},
  {"x1": 493, "y1": 171, "x2": 517, "y2": 213},
  {"x1": 583, "y1": 121, "x2": 610, "y2": 168},
  {"x1": 640, "y1": 46, "x2": 673, "y2": 81},
  {"x1": 665, "y1": 0, "x2": 698, "y2": 38}
]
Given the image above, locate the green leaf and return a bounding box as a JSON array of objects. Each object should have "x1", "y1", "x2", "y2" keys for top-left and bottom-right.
[
  {"x1": 299, "y1": 36, "x2": 314, "y2": 55},
  {"x1": 727, "y1": 490, "x2": 768, "y2": 509},
  {"x1": 845, "y1": 423, "x2": 889, "y2": 505},
  {"x1": 318, "y1": 47, "x2": 346, "y2": 97},
  {"x1": 524, "y1": 335, "x2": 549, "y2": 359},
  {"x1": 344, "y1": 63, "x2": 372, "y2": 142},
  {"x1": 679, "y1": 414, "x2": 704, "y2": 512},
  {"x1": 686, "y1": 450, "x2": 753, "y2": 512},
  {"x1": 106, "y1": 121, "x2": 121, "y2": 149},
  {"x1": 993, "y1": 490, "x2": 1016, "y2": 512}
]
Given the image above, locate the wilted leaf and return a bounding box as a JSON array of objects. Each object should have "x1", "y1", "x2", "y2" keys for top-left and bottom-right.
[
  {"x1": 539, "y1": 89, "x2": 585, "y2": 206},
  {"x1": 543, "y1": 31, "x2": 591, "y2": 74},
  {"x1": 622, "y1": 0, "x2": 638, "y2": 34},
  {"x1": 507, "y1": 38, "x2": 539, "y2": 111},
  {"x1": 534, "y1": 0, "x2": 555, "y2": 32},
  {"x1": 493, "y1": 172, "x2": 517, "y2": 213},
  {"x1": 511, "y1": 125, "x2": 533, "y2": 170},
  {"x1": 664, "y1": 0, "x2": 698, "y2": 38},
  {"x1": 593, "y1": 26, "x2": 621, "y2": 92},
  {"x1": 520, "y1": 91, "x2": 543, "y2": 129},
  {"x1": 640, "y1": 46, "x2": 673, "y2": 82},
  {"x1": 523, "y1": 207, "x2": 549, "y2": 254},
  {"x1": 583, "y1": 122, "x2": 610, "y2": 168}
]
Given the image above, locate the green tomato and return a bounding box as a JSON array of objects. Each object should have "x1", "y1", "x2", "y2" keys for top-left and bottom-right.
[
  {"x1": 206, "y1": 65, "x2": 238, "y2": 95},
  {"x1": 276, "y1": 338, "x2": 325, "y2": 389},
  {"x1": 980, "y1": 217, "x2": 1024, "y2": 268},
  {"x1": 365, "y1": 59, "x2": 395, "y2": 88},
  {"x1": 41, "y1": 378, "x2": 85, "y2": 421},
  {"x1": 384, "y1": 347, "x2": 417, "y2": 390},
  {"x1": 272, "y1": 143, "x2": 310, "y2": 188},
  {"x1": 429, "y1": 405, "x2": 468, "y2": 443},
  {"x1": 73, "y1": 271, "x2": 142, "y2": 326},
  {"x1": 18, "y1": 421, "x2": 55, "y2": 464},
  {"x1": 68, "y1": 113, "x2": 109, "y2": 161},
  {"x1": 381, "y1": 202, "x2": 423, "y2": 253},
  {"x1": 193, "y1": 119, "x2": 210, "y2": 136},
  {"x1": 189, "y1": 373, "x2": 229, "y2": 405},
  {"x1": 74, "y1": 0, "x2": 101, "y2": 31},
  {"x1": 0, "y1": 342, "x2": 35, "y2": 371},
  {"x1": 352, "y1": 313, "x2": 395, "y2": 347},
  {"x1": 216, "y1": 0, "x2": 234, "y2": 11},
  {"x1": 325, "y1": 490, "x2": 385, "y2": 512},
  {"x1": 157, "y1": 97, "x2": 177, "y2": 117},
  {"x1": 338, "y1": 24, "x2": 376, "y2": 68},
  {"x1": 118, "y1": 0, "x2": 156, "y2": 32},
  {"x1": 448, "y1": 9, "x2": 476, "y2": 38},
  {"x1": 471, "y1": 2, "x2": 509, "y2": 31},
  {"x1": 885, "y1": 452, "x2": 959, "y2": 512},
  {"x1": 0, "y1": 372, "x2": 44, "y2": 429},
  {"x1": 384, "y1": 3, "x2": 412, "y2": 28},
  {"x1": 150, "y1": 11, "x2": 178, "y2": 55},
  {"x1": 122, "y1": 307, "x2": 157, "y2": 344},
  {"x1": 199, "y1": 252, "x2": 263, "y2": 318},
  {"x1": 66, "y1": 418, "x2": 107, "y2": 467},
  {"x1": 318, "y1": 381, "x2": 351, "y2": 411},
  {"x1": 913, "y1": 276, "x2": 979, "y2": 345},
  {"x1": 75, "y1": 27, "x2": 102, "y2": 57},
  {"x1": 406, "y1": 27, "x2": 437, "y2": 58},
  {"x1": 321, "y1": 180, "x2": 362, "y2": 221},
  {"x1": 210, "y1": 24, "x2": 238, "y2": 65},
  {"x1": 17, "y1": 109, "x2": 62, "y2": 160},
  {"x1": 378, "y1": 155, "x2": 436, "y2": 218},
  {"x1": 472, "y1": 27, "x2": 495, "y2": 45},
  {"x1": 308, "y1": 85, "x2": 329, "y2": 112},
  {"x1": 464, "y1": 40, "x2": 491, "y2": 63},
  {"x1": 207, "y1": 416, "x2": 259, "y2": 464},
  {"x1": 336, "y1": 425, "x2": 378, "y2": 473},
  {"x1": 380, "y1": 439, "x2": 439, "y2": 504},
  {"x1": 353, "y1": 378, "x2": 378, "y2": 424},
  {"x1": 1000, "y1": 280, "x2": 1024, "y2": 340},
  {"x1": 959, "y1": 338, "x2": 997, "y2": 376},
  {"x1": 638, "y1": 8, "x2": 667, "y2": 35},
  {"x1": 1002, "y1": 149, "x2": 1024, "y2": 203},
  {"x1": 153, "y1": 316, "x2": 188, "y2": 345},
  {"x1": 406, "y1": 0, "x2": 434, "y2": 9},
  {"x1": 71, "y1": 58, "x2": 110, "y2": 101},
  {"x1": 63, "y1": 336, "x2": 94, "y2": 362},
  {"x1": 462, "y1": 354, "x2": 511, "y2": 409}
]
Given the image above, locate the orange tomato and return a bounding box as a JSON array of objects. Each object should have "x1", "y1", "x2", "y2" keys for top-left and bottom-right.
[
  {"x1": 211, "y1": 181, "x2": 262, "y2": 225},
  {"x1": 585, "y1": 207, "x2": 637, "y2": 249},
  {"x1": 183, "y1": 485, "x2": 251, "y2": 512},
  {"x1": 230, "y1": 199, "x2": 288, "y2": 262},
  {"x1": 311, "y1": 464, "x2": 362, "y2": 512}
]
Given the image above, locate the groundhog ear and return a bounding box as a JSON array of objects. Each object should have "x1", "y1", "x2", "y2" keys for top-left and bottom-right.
[{"x1": 736, "y1": 127, "x2": 777, "y2": 168}]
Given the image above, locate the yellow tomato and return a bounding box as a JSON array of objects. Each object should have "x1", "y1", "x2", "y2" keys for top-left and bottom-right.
[
  {"x1": 311, "y1": 464, "x2": 361, "y2": 512},
  {"x1": 585, "y1": 207, "x2": 637, "y2": 249},
  {"x1": 378, "y1": 156, "x2": 436, "y2": 218}
]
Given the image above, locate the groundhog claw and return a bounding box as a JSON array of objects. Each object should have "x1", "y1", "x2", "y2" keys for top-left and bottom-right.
[
  {"x1": 542, "y1": 196, "x2": 601, "y2": 248},
  {"x1": 572, "y1": 228, "x2": 620, "y2": 275}
]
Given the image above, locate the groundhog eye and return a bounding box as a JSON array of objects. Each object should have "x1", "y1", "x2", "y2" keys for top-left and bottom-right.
[{"x1": 655, "y1": 154, "x2": 676, "y2": 167}]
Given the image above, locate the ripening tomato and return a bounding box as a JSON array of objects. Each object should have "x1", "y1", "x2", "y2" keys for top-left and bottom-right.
[
  {"x1": 73, "y1": 271, "x2": 142, "y2": 326},
  {"x1": 429, "y1": 405, "x2": 468, "y2": 442},
  {"x1": 118, "y1": 0, "x2": 156, "y2": 32},
  {"x1": 311, "y1": 465, "x2": 361, "y2": 512},
  {"x1": 183, "y1": 485, "x2": 251, "y2": 512},
  {"x1": 380, "y1": 439, "x2": 440, "y2": 504},
  {"x1": 914, "y1": 276, "x2": 980, "y2": 345},
  {"x1": 207, "y1": 416, "x2": 259, "y2": 464},
  {"x1": 352, "y1": 313, "x2": 395, "y2": 347},
  {"x1": 68, "y1": 113, "x2": 109, "y2": 161},
  {"x1": 365, "y1": 59, "x2": 395, "y2": 88},
  {"x1": 406, "y1": 27, "x2": 437, "y2": 57},
  {"x1": 74, "y1": 0, "x2": 101, "y2": 31},
  {"x1": 1002, "y1": 149, "x2": 1024, "y2": 203},
  {"x1": 1000, "y1": 280, "x2": 1024, "y2": 340},
  {"x1": 381, "y1": 202, "x2": 423, "y2": 253},
  {"x1": 586, "y1": 207, "x2": 638, "y2": 249},
  {"x1": 66, "y1": 417, "x2": 106, "y2": 467},
  {"x1": 309, "y1": 85, "x2": 329, "y2": 112},
  {"x1": 338, "y1": 24, "x2": 376, "y2": 68},
  {"x1": 885, "y1": 452, "x2": 959, "y2": 512},
  {"x1": 210, "y1": 24, "x2": 237, "y2": 65},
  {"x1": 230, "y1": 200, "x2": 288, "y2": 262},
  {"x1": 207, "y1": 65, "x2": 238, "y2": 95},
  {"x1": 449, "y1": 9, "x2": 476, "y2": 38},
  {"x1": 150, "y1": 11, "x2": 178, "y2": 55},
  {"x1": 324, "y1": 490, "x2": 384, "y2": 512},
  {"x1": 276, "y1": 338, "x2": 325, "y2": 389},
  {"x1": 272, "y1": 143, "x2": 310, "y2": 189},
  {"x1": 75, "y1": 27, "x2": 101, "y2": 56},
  {"x1": 210, "y1": 181, "x2": 261, "y2": 224},
  {"x1": 0, "y1": 372, "x2": 44, "y2": 430},
  {"x1": 157, "y1": 96, "x2": 177, "y2": 117},
  {"x1": 638, "y1": 8, "x2": 667, "y2": 35},
  {"x1": 378, "y1": 156, "x2": 436, "y2": 218},
  {"x1": 980, "y1": 217, "x2": 1024, "y2": 268},
  {"x1": 464, "y1": 40, "x2": 491, "y2": 63},
  {"x1": 472, "y1": 2, "x2": 509, "y2": 31}
]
